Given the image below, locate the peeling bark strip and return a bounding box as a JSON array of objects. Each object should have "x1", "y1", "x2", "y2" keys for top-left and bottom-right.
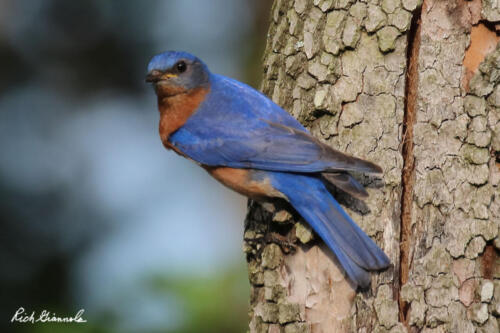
[
  {"x1": 399, "y1": 1, "x2": 422, "y2": 326},
  {"x1": 462, "y1": 22, "x2": 500, "y2": 91},
  {"x1": 246, "y1": 0, "x2": 500, "y2": 332}
]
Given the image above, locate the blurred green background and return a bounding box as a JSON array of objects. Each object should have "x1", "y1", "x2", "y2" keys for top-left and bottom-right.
[{"x1": 0, "y1": 0, "x2": 271, "y2": 332}]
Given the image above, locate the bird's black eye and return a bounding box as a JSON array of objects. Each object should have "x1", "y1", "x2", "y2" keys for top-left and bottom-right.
[{"x1": 176, "y1": 61, "x2": 187, "y2": 73}]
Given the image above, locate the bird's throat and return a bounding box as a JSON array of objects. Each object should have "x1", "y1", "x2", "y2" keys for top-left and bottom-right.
[{"x1": 157, "y1": 86, "x2": 209, "y2": 147}]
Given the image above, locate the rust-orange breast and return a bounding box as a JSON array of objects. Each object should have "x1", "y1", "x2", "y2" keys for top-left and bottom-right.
[
  {"x1": 204, "y1": 166, "x2": 285, "y2": 200},
  {"x1": 158, "y1": 86, "x2": 209, "y2": 149}
]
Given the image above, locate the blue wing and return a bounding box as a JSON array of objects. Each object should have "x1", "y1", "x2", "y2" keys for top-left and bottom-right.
[{"x1": 169, "y1": 74, "x2": 382, "y2": 174}]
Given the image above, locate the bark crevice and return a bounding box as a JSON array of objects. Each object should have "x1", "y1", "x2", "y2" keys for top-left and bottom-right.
[{"x1": 398, "y1": 2, "x2": 423, "y2": 326}]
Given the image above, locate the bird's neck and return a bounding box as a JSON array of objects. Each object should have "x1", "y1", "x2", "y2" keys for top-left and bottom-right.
[{"x1": 157, "y1": 87, "x2": 209, "y2": 146}]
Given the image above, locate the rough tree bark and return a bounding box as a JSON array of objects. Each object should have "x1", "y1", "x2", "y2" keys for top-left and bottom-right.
[{"x1": 243, "y1": 0, "x2": 500, "y2": 332}]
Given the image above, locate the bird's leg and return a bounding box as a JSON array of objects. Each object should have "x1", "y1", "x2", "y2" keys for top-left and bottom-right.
[{"x1": 265, "y1": 230, "x2": 297, "y2": 254}]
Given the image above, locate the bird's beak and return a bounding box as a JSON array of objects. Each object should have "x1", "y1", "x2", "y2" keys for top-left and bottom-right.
[
  {"x1": 146, "y1": 71, "x2": 178, "y2": 83},
  {"x1": 146, "y1": 70, "x2": 162, "y2": 83}
]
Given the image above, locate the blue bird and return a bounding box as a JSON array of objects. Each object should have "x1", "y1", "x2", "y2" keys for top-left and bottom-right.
[{"x1": 146, "y1": 51, "x2": 390, "y2": 288}]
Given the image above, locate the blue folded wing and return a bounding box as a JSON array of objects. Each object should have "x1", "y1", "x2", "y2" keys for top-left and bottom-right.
[{"x1": 169, "y1": 74, "x2": 382, "y2": 174}]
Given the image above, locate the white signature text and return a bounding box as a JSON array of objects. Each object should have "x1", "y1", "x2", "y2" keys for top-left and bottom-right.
[{"x1": 11, "y1": 307, "x2": 87, "y2": 324}]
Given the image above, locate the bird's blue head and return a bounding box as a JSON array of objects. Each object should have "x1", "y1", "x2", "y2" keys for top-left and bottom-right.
[{"x1": 146, "y1": 51, "x2": 210, "y2": 97}]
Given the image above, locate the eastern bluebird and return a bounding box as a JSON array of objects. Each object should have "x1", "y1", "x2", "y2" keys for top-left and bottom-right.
[{"x1": 146, "y1": 51, "x2": 390, "y2": 288}]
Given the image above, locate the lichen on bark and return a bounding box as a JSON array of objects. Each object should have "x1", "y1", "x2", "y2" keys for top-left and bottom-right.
[
  {"x1": 399, "y1": 0, "x2": 500, "y2": 332},
  {"x1": 246, "y1": 0, "x2": 412, "y2": 332}
]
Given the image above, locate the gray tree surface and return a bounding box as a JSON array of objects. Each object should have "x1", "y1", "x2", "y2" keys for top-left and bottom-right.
[{"x1": 243, "y1": 1, "x2": 500, "y2": 332}]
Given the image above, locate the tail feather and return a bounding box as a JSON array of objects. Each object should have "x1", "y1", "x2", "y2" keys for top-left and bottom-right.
[
  {"x1": 322, "y1": 172, "x2": 368, "y2": 200},
  {"x1": 327, "y1": 238, "x2": 371, "y2": 288},
  {"x1": 270, "y1": 172, "x2": 390, "y2": 288}
]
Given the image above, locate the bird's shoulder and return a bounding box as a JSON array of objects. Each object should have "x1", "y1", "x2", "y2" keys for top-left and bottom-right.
[{"x1": 191, "y1": 74, "x2": 305, "y2": 130}]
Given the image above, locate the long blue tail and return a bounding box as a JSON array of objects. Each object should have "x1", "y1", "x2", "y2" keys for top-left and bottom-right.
[{"x1": 268, "y1": 172, "x2": 390, "y2": 288}]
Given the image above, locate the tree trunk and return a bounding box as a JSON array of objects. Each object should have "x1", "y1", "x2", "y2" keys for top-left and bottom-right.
[{"x1": 244, "y1": 0, "x2": 500, "y2": 332}]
